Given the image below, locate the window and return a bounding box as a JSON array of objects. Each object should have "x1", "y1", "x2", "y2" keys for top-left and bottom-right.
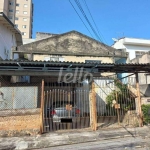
[
  {"x1": 44, "y1": 57, "x2": 50, "y2": 61},
  {"x1": 22, "y1": 25, "x2": 27, "y2": 28},
  {"x1": 16, "y1": 10, "x2": 19, "y2": 14},
  {"x1": 44, "y1": 56, "x2": 63, "y2": 61},
  {"x1": 8, "y1": 16, "x2": 13, "y2": 20},
  {"x1": 85, "y1": 60, "x2": 101, "y2": 63},
  {"x1": 9, "y1": 9, "x2": 13, "y2": 12},
  {"x1": 23, "y1": 18, "x2": 27, "y2": 21},
  {"x1": 59, "y1": 57, "x2": 64, "y2": 62},
  {"x1": 22, "y1": 32, "x2": 26, "y2": 36},
  {"x1": 9, "y1": 2, "x2": 14, "y2": 5},
  {"x1": 15, "y1": 24, "x2": 18, "y2": 28},
  {"x1": 15, "y1": 17, "x2": 19, "y2": 20},
  {"x1": 23, "y1": 11, "x2": 27, "y2": 14},
  {"x1": 24, "y1": 4, "x2": 28, "y2": 7},
  {"x1": 16, "y1": 3, "x2": 19, "y2": 6},
  {"x1": 51, "y1": 57, "x2": 59, "y2": 61}
]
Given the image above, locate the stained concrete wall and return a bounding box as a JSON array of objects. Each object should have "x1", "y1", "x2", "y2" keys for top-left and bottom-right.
[
  {"x1": 16, "y1": 31, "x2": 126, "y2": 58},
  {"x1": 130, "y1": 54, "x2": 150, "y2": 85},
  {"x1": 0, "y1": 109, "x2": 40, "y2": 137}
]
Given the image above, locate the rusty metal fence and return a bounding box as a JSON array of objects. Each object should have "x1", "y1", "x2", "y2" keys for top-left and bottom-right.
[
  {"x1": 94, "y1": 76, "x2": 139, "y2": 128},
  {"x1": 0, "y1": 76, "x2": 41, "y2": 115},
  {"x1": 0, "y1": 74, "x2": 147, "y2": 133},
  {"x1": 42, "y1": 82, "x2": 90, "y2": 132}
]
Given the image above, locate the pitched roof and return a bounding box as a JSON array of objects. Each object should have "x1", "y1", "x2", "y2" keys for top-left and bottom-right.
[{"x1": 13, "y1": 30, "x2": 127, "y2": 57}]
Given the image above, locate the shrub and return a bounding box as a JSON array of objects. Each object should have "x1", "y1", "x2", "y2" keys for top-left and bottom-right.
[
  {"x1": 106, "y1": 79, "x2": 135, "y2": 112},
  {"x1": 141, "y1": 104, "x2": 150, "y2": 125}
]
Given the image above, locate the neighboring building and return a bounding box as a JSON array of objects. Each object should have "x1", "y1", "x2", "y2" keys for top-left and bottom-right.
[
  {"x1": 0, "y1": 0, "x2": 33, "y2": 39},
  {"x1": 35, "y1": 32, "x2": 58, "y2": 41},
  {"x1": 112, "y1": 37, "x2": 150, "y2": 62},
  {"x1": 23, "y1": 32, "x2": 58, "y2": 45},
  {"x1": 23, "y1": 38, "x2": 35, "y2": 45},
  {"x1": 131, "y1": 53, "x2": 150, "y2": 84},
  {"x1": 0, "y1": 12, "x2": 22, "y2": 60}
]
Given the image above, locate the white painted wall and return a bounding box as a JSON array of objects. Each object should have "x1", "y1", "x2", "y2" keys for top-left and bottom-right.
[
  {"x1": 112, "y1": 38, "x2": 150, "y2": 60},
  {"x1": 125, "y1": 45, "x2": 150, "y2": 60},
  {"x1": 0, "y1": 22, "x2": 19, "y2": 59}
]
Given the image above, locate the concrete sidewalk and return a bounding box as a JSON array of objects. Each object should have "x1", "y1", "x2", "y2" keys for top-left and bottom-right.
[{"x1": 0, "y1": 126, "x2": 150, "y2": 150}]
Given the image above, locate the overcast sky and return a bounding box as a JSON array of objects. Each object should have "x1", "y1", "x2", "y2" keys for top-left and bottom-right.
[{"x1": 32, "y1": 0, "x2": 150, "y2": 45}]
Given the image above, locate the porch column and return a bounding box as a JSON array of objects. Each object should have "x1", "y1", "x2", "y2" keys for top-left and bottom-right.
[
  {"x1": 135, "y1": 73, "x2": 143, "y2": 127},
  {"x1": 89, "y1": 80, "x2": 97, "y2": 131},
  {"x1": 29, "y1": 53, "x2": 33, "y2": 61}
]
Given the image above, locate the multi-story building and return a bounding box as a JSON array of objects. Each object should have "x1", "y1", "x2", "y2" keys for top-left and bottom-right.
[{"x1": 0, "y1": 0, "x2": 33, "y2": 39}]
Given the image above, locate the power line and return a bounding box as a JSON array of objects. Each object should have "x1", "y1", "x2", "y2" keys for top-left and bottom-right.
[
  {"x1": 82, "y1": 0, "x2": 107, "y2": 44},
  {"x1": 74, "y1": 0, "x2": 103, "y2": 42},
  {"x1": 74, "y1": 0, "x2": 100, "y2": 41},
  {"x1": 68, "y1": 0, "x2": 94, "y2": 38}
]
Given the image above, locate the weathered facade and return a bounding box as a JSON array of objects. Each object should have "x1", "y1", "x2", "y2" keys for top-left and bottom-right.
[{"x1": 12, "y1": 31, "x2": 127, "y2": 63}]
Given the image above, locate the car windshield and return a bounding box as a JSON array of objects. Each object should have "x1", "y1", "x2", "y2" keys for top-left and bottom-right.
[{"x1": 52, "y1": 101, "x2": 75, "y2": 108}]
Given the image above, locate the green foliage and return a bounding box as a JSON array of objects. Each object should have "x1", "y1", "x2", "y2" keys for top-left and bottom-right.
[
  {"x1": 114, "y1": 79, "x2": 128, "y2": 91},
  {"x1": 106, "y1": 79, "x2": 135, "y2": 112},
  {"x1": 106, "y1": 79, "x2": 128, "y2": 105},
  {"x1": 141, "y1": 104, "x2": 150, "y2": 125},
  {"x1": 106, "y1": 90, "x2": 115, "y2": 105}
]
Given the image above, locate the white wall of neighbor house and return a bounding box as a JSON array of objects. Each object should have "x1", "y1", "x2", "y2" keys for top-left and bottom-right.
[
  {"x1": 0, "y1": 23, "x2": 18, "y2": 60},
  {"x1": 125, "y1": 45, "x2": 150, "y2": 61},
  {"x1": 112, "y1": 38, "x2": 150, "y2": 61}
]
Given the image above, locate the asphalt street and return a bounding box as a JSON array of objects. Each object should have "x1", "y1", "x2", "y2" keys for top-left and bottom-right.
[{"x1": 42, "y1": 136, "x2": 149, "y2": 150}]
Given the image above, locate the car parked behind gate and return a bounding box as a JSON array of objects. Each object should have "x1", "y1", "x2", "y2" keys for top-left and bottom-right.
[{"x1": 47, "y1": 101, "x2": 80, "y2": 123}]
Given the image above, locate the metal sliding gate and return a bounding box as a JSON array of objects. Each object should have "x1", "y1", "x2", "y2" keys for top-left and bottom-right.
[
  {"x1": 42, "y1": 76, "x2": 139, "y2": 132},
  {"x1": 43, "y1": 82, "x2": 90, "y2": 132},
  {"x1": 94, "y1": 77, "x2": 137, "y2": 128}
]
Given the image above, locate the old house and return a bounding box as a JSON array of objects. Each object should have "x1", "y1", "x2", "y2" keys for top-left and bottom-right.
[
  {"x1": 1, "y1": 31, "x2": 143, "y2": 136},
  {"x1": 12, "y1": 31, "x2": 127, "y2": 64},
  {"x1": 11, "y1": 30, "x2": 128, "y2": 112}
]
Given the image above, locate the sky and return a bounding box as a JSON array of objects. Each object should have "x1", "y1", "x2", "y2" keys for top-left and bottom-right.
[{"x1": 32, "y1": 0, "x2": 150, "y2": 46}]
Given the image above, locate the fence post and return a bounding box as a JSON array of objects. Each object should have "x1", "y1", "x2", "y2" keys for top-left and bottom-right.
[
  {"x1": 135, "y1": 73, "x2": 143, "y2": 127},
  {"x1": 40, "y1": 79, "x2": 44, "y2": 134},
  {"x1": 90, "y1": 81, "x2": 97, "y2": 131},
  {"x1": 115, "y1": 91, "x2": 120, "y2": 126}
]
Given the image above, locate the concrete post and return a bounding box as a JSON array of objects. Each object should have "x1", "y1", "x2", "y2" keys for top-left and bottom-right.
[
  {"x1": 40, "y1": 79, "x2": 44, "y2": 134},
  {"x1": 89, "y1": 81, "x2": 97, "y2": 131},
  {"x1": 135, "y1": 73, "x2": 143, "y2": 127}
]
